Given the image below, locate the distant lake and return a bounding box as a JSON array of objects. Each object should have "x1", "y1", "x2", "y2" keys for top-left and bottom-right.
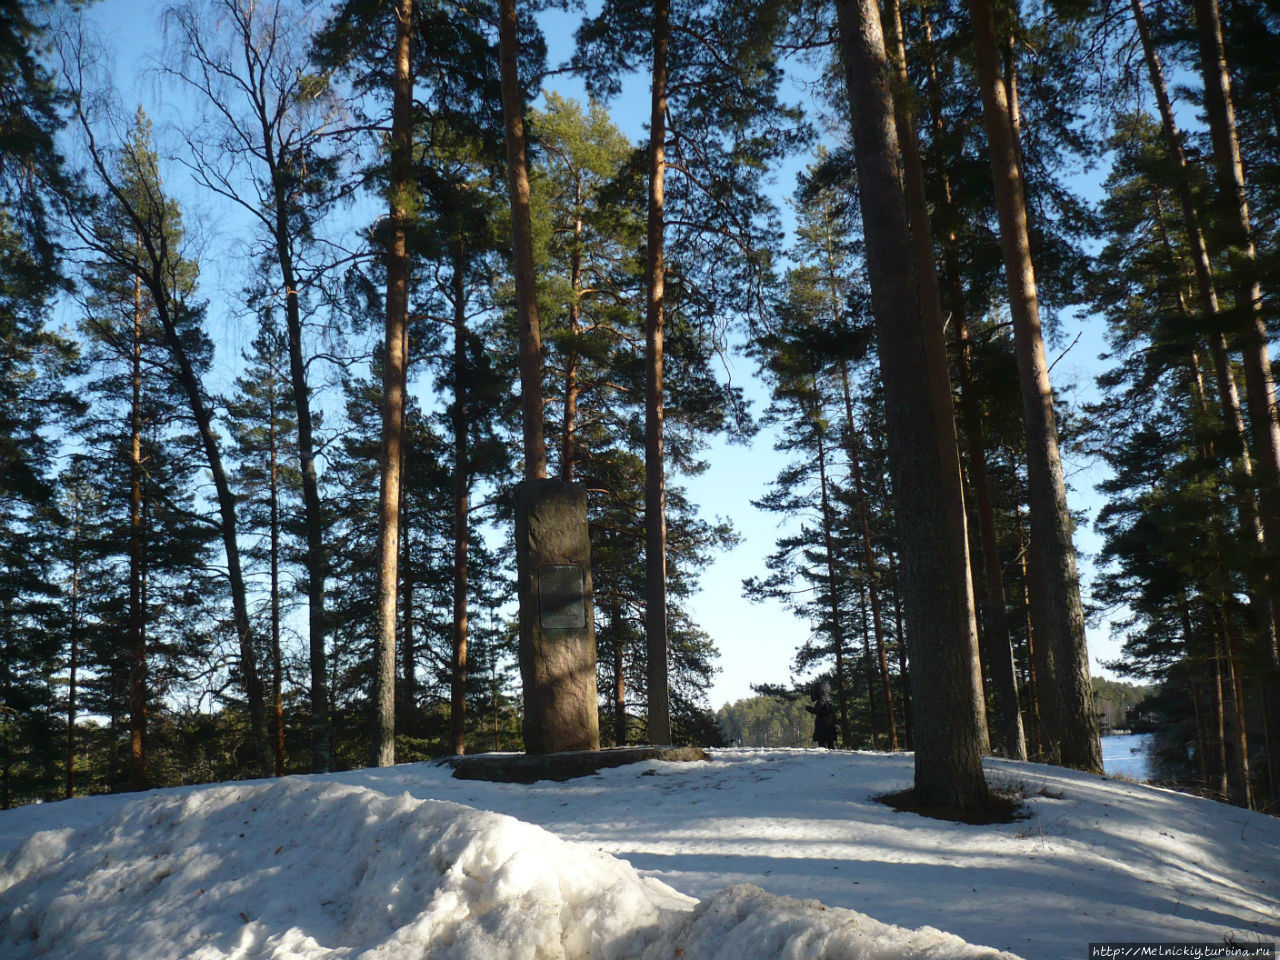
[{"x1": 1101, "y1": 732, "x2": 1155, "y2": 781}]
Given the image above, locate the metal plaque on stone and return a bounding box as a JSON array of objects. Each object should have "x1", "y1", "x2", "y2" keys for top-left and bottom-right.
[{"x1": 540, "y1": 564, "x2": 586, "y2": 629}]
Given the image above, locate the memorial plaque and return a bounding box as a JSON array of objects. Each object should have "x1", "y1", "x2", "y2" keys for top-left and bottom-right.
[{"x1": 540, "y1": 564, "x2": 586, "y2": 629}]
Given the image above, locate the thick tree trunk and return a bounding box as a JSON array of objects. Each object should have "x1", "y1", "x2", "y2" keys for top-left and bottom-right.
[
  {"x1": 834, "y1": 0, "x2": 988, "y2": 808},
  {"x1": 919, "y1": 19, "x2": 1025, "y2": 761},
  {"x1": 451, "y1": 248, "x2": 470, "y2": 756},
  {"x1": 370, "y1": 0, "x2": 413, "y2": 768},
  {"x1": 643, "y1": 0, "x2": 672, "y2": 746},
  {"x1": 129, "y1": 269, "x2": 147, "y2": 790},
  {"x1": 969, "y1": 0, "x2": 1101, "y2": 772},
  {"x1": 498, "y1": 0, "x2": 548, "y2": 481}
]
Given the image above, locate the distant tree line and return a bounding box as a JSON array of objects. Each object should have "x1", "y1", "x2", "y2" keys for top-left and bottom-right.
[{"x1": 1, "y1": 0, "x2": 1277, "y2": 815}]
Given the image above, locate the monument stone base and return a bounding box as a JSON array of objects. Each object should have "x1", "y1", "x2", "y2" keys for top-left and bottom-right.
[{"x1": 515, "y1": 479, "x2": 600, "y2": 754}]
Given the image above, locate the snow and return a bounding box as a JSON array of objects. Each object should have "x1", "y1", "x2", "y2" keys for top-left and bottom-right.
[{"x1": 1, "y1": 750, "x2": 1276, "y2": 960}]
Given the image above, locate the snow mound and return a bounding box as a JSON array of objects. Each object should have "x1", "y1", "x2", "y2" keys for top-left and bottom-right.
[
  {"x1": 644, "y1": 884, "x2": 1021, "y2": 960},
  {"x1": 0, "y1": 777, "x2": 1019, "y2": 960}
]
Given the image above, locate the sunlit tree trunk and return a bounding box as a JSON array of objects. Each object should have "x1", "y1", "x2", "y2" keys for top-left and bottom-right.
[
  {"x1": 644, "y1": 0, "x2": 672, "y2": 745},
  {"x1": 499, "y1": 0, "x2": 547, "y2": 480},
  {"x1": 968, "y1": 0, "x2": 1100, "y2": 772},
  {"x1": 370, "y1": 0, "x2": 413, "y2": 767},
  {"x1": 129, "y1": 266, "x2": 147, "y2": 789}
]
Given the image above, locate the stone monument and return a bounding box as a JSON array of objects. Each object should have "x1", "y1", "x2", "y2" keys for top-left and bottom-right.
[{"x1": 514, "y1": 479, "x2": 600, "y2": 753}]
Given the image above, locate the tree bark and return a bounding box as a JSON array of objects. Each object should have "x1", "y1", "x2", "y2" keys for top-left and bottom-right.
[
  {"x1": 129, "y1": 266, "x2": 147, "y2": 790},
  {"x1": 153, "y1": 291, "x2": 272, "y2": 778},
  {"x1": 268, "y1": 356, "x2": 284, "y2": 777},
  {"x1": 815, "y1": 411, "x2": 852, "y2": 747},
  {"x1": 274, "y1": 199, "x2": 331, "y2": 776},
  {"x1": 1133, "y1": 0, "x2": 1275, "y2": 657},
  {"x1": 370, "y1": 0, "x2": 413, "y2": 768},
  {"x1": 644, "y1": 0, "x2": 672, "y2": 746},
  {"x1": 1192, "y1": 0, "x2": 1280, "y2": 673},
  {"x1": 498, "y1": 0, "x2": 547, "y2": 481},
  {"x1": 834, "y1": 0, "x2": 988, "y2": 808},
  {"x1": 839, "y1": 364, "x2": 898, "y2": 750},
  {"x1": 451, "y1": 246, "x2": 470, "y2": 756},
  {"x1": 612, "y1": 593, "x2": 627, "y2": 746},
  {"x1": 66, "y1": 494, "x2": 82, "y2": 799},
  {"x1": 918, "y1": 18, "x2": 1025, "y2": 761},
  {"x1": 562, "y1": 179, "x2": 583, "y2": 481},
  {"x1": 968, "y1": 0, "x2": 1101, "y2": 772}
]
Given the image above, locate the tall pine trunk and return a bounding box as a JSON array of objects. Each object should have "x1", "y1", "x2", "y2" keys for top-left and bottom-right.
[
  {"x1": 968, "y1": 0, "x2": 1101, "y2": 772},
  {"x1": 834, "y1": 0, "x2": 988, "y2": 808},
  {"x1": 499, "y1": 0, "x2": 548, "y2": 481},
  {"x1": 644, "y1": 0, "x2": 672, "y2": 745},
  {"x1": 451, "y1": 246, "x2": 470, "y2": 756},
  {"x1": 370, "y1": 0, "x2": 413, "y2": 768},
  {"x1": 839, "y1": 364, "x2": 898, "y2": 750},
  {"x1": 562, "y1": 181, "x2": 583, "y2": 481},
  {"x1": 814, "y1": 410, "x2": 852, "y2": 747},
  {"x1": 1192, "y1": 0, "x2": 1280, "y2": 675},
  {"x1": 919, "y1": 16, "x2": 1025, "y2": 761},
  {"x1": 1133, "y1": 0, "x2": 1274, "y2": 652},
  {"x1": 129, "y1": 267, "x2": 147, "y2": 790}
]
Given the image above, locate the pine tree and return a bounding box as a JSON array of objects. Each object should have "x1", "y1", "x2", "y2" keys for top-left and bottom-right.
[{"x1": 834, "y1": 0, "x2": 989, "y2": 809}]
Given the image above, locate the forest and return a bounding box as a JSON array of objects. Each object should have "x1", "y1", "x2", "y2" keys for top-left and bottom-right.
[{"x1": 0, "y1": 0, "x2": 1276, "y2": 817}]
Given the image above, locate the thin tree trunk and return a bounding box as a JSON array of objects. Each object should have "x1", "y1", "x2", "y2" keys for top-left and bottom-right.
[
  {"x1": 839, "y1": 363, "x2": 898, "y2": 750},
  {"x1": 152, "y1": 287, "x2": 271, "y2": 777},
  {"x1": 834, "y1": 0, "x2": 988, "y2": 808},
  {"x1": 886, "y1": 544, "x2": 912, "y2": 745},
  {"x1": 129, "y1": 266, "x2": 147, "y2": 790},
  {"x1": 1219, "y1": 613, "x2": 1254, "y2": 807},
  {"x1": 370, "y1": 0, "x2": 413, "y2": 768},
  {"x1": 562, "y1": 179, "x2": 583, "y2": 481},
  {"x1": 1012, "y1": 495, "x2": 1045, "y2": 756},
  {"x1": 268, "y1": 186, "x2": 330, "y2": 775},
  {"x1": 400, "y1": 481, "x2": 415, "y2": 737},
  {"x1": 66, "y1": 496, "x2": 81, "y2": 800},
  {"x1": 612, "y1": 593, "x2": 627, "y2": 746},
  {"x1": 1193, "y1": 0, "x2": 1280, "y2": 680},
  {"x1": 1211, "y1": 635, "x2": 1230, "y2": 798},
  {"x1": 451, "y1": 246, "x2": 470, "y2": 756},
  {"x1": 1134, "y1": 0, "x2": 1276, "y2": 653},
  {"x1": 498, "y1": 0, "x2": 547, "y2": 481},
  {"x1": 968, "y1": 0, "x2": 1101, "y2": 772},
  {"x1": 815, "y1": 411, "x2": 852, "y2": 747},
  {"x1": 860, "y1": 580, "x2": 879, "y2": 747},
  {"x1": 269, "y1": 357, "x2": 284, "y2": 777},
  {"x1": 281, "y1": 268, "x2": 330, "y2": 774},
  {"x1": 644, "y1": 0, "x2": 672, "y2": 746}
]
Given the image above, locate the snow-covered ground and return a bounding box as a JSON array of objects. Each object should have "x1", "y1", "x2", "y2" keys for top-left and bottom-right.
[{"x1": 1, "y1": 749, "x2": 1276, "y2": 960}]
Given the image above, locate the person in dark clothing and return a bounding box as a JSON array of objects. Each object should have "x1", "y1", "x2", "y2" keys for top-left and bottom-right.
[{"x1": 805, "y1": 681, "x2": 838, "y2": 749}]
